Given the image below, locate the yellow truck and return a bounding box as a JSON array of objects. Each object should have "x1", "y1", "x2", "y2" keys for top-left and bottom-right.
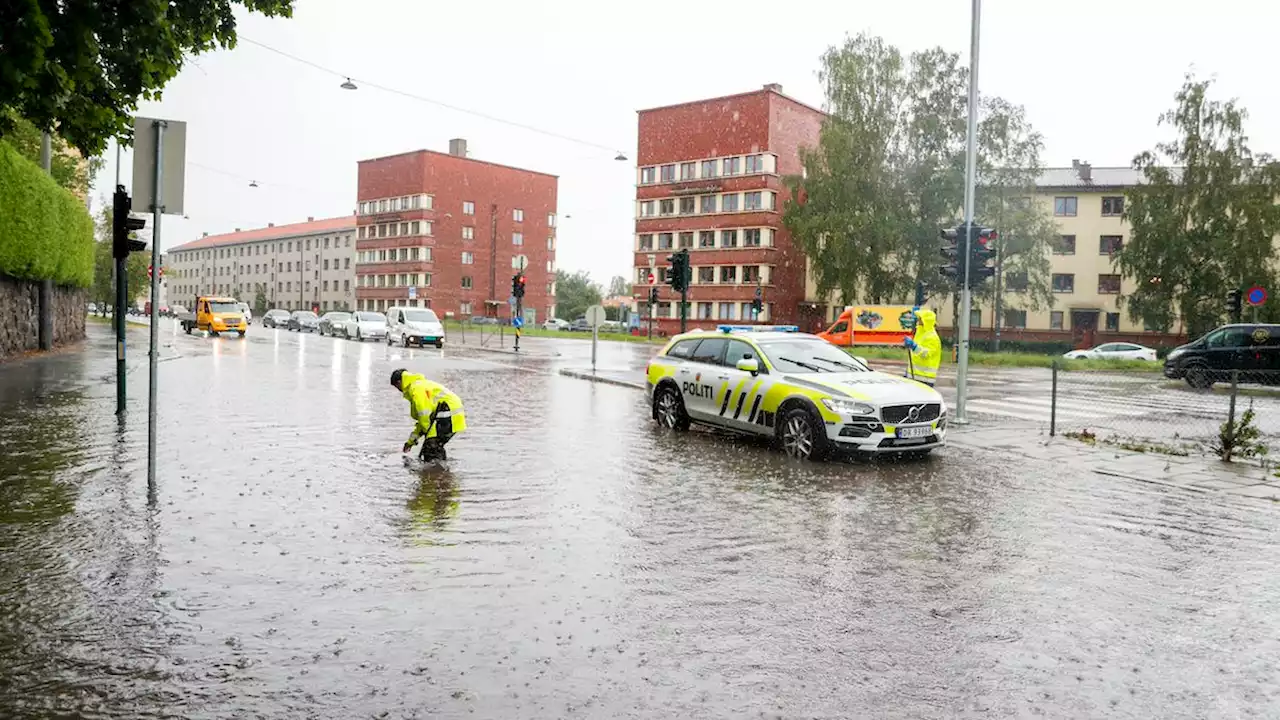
[{"x1": 180, "y1": 296, "x2": 247, "y2": 337}]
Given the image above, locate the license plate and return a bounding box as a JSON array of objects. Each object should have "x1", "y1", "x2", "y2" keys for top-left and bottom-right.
[{"x1": 896, "y1": 425, "x2": 932, "y2": 439}]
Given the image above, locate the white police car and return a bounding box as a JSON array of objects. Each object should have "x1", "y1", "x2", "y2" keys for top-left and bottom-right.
[{"x1": 646, "y1": 325, "x2": 947, "y2": 460}]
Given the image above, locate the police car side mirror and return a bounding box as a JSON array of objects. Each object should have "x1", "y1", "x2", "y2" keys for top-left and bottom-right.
[
  {"x1": 855, "y1": 356, "x2": 868, "y2": 366},
  {"x1": 736, "y1": 358, "x2": 760, "y2": 374}
]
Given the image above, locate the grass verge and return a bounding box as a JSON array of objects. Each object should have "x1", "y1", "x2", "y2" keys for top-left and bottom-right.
[{"x1": 844, "y1": 344, "x2": 1162, "y2": 372}]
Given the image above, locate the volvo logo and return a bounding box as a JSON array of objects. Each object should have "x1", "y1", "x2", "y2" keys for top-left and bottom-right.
[{"x1": 905, "y1": 404, "x2": 925, "y2": 422}]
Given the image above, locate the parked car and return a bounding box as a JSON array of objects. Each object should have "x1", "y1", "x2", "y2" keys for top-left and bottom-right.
[
  {"x1": 1164, "y1": 323, "x2": 1280, "y2": 388},
  {"x1": 570, "y1": 318, "x2": 591, "y2": 332},
  {"x1": 1063, "y1": 342, "x2": 1157, "y2": 362},
  {"x1": 237, "y1": 302, "x2": 253, "y2": 324},
  {"x1": 469, "y1": 315, "x2": 498, "y2": 325},
  {"x1": 167, "y1": 305, "x2": 186, "y2": 319},
  {"x1": 344, "y1": 311, "x2": 388, "y2": 341},
  {"x1": 386, "y1": 306, "x2": 446, "y2": 348},
  {"x1": 262, "y1": 309, "x2": 290, "y2": 328},
  {"x1": 600, "y1": 320, "x2": 623, "y2": 334},
  {"x1": 318, "y1": 311, "x2": 352, "y2": 336},
  {"x1": 543, "y1": 317, "x2": 570, "y2": 331},
  {"x1": 288, "y1": 310, "x2": 320, "y2": 332}
]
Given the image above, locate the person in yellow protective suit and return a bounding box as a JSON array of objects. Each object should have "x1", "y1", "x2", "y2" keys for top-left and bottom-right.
[
  {"x1": 902, "y1": 308, "x2": 941, "y2": 387},
  {"x1": 391, "y1": 369, "x2": 467, "y2": 461}
]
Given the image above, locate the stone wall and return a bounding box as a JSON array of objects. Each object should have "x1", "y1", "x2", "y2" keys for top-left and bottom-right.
[{"x1": 0, "y1": 273, "x2": 86, "y2": 358}]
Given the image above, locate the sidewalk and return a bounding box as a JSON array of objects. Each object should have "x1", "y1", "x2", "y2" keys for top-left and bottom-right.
[{"x1": 559, "y1": 365, "x2": 1280, "y2": 503}]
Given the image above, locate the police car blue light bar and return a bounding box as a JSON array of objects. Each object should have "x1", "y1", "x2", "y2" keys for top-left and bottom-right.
[{"x1": 717, "y1": 325, "x2": 800, "y2": 333}]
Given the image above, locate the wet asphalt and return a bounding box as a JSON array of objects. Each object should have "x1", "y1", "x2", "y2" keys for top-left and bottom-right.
[{"x1": 2, "y1": 321, "x2": 1280, "y2": 719}]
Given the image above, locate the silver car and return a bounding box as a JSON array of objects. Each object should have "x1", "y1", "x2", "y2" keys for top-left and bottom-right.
[
  {"x1": 344, "y1": 311, "x2": 388, "y2": 341},
  {"x1": 318, "y1": 311, "x2": 352, "y2": 336}
]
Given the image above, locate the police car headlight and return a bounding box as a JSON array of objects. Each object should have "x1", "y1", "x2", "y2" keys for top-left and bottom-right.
[{"x1": 822, "y1": 398, "x2": 876, "y2": 416}]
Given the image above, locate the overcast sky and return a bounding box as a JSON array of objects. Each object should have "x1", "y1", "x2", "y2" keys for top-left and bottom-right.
[{"x1": 92, "y1": 0, "x2": 1278, "y2": 286}]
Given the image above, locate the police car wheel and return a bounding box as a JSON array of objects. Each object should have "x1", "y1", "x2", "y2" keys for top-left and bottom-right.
[
  {"x1": 779, "y1": 407, "x2": 829, "y2": 461},
  {"x1": 654, "y1": 386, "x2": 690, "y2": 431}
]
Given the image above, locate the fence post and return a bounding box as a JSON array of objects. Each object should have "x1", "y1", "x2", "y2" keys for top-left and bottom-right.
[
  {"x1": 1050, "y1": 359, "x2": 1058, "y2": 437},
  {"x1": 1228, "y1": 368, "x2": 1239, "y2": 431}
]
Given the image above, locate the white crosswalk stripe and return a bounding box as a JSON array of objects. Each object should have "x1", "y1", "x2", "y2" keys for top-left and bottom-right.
[{"x1": 966, "y1": 390, "x2": 1239, "y2": 424}]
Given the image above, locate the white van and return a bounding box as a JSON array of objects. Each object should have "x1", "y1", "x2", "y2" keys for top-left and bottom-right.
[{"x1": 385, "y1": 306, "x2": 446, "y2": 348}]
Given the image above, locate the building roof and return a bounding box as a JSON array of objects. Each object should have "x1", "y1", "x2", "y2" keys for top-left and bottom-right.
[
  {"x1": 168, "y1": 215, "x2": 355, "y2": 253},
  {"x1": 1031, "y1": 163, "x2": 1182, "y2": 190},
  {"x1": 637, "y1": 83, "x2": 826, "y2": 119},
  {"x1": 357, "y1": 148, "x2": 558, "y2": 180}
]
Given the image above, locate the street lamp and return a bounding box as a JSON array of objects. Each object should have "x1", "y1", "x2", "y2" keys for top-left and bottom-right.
[
  {"x1": 249, "y1": 180, "x2": 259, "y2": 188},
  {"x1": 341, "y1": 78, "x2": 358, "y2": 90},
  {"x1": 614, "y1": 152, "x2": 628, "y2": 162}
]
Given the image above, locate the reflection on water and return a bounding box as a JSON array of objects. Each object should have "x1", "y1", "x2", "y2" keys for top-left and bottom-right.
[{"x1": 1, "y1": 326, "x2": 1280, "y2": 718}]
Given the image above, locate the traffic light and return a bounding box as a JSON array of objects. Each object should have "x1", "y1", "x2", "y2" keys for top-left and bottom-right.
[
  {"x1": 968, "y1": 225, "x2": 997, "y2": 286},
  {"x1": 511, "y1": 273, "x2": 526, "y2": 299},
  {"x1": 1226, "y1": 289, "x2": 1242, "y2": 322},
  {"x1": 648, "y1": 286, "x2": 659, "y2": 305},
  {"x1": 938, "y1": 226, "x2": 964, "y2": 286},
  {"x1": 665, "y1": 250, "x2": 689, "y2": 292},
  {"x1": 112, "y1": 185, "x2": 147, "y2": 259}
]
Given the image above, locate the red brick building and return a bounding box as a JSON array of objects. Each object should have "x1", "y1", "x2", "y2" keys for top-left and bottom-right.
[
  {"x1": 355, "y1": 139, "x2": 559, "y2": 321},
  {"x1": 632, "y1": 84, "x2": 824, "y2": 333}
]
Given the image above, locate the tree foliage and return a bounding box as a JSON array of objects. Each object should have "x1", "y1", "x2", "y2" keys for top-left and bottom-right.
[
  {"x1": 554, "y1": 269, "x2": 602, "y2": 321},
  {"x1": 1, "y1": 111, "x2": 100, "y2": 196},
  {"x1": 90, "y1": 204, "x2": 148, "y2": 310},
  {"x1": 784, "y1": 33, "x2": 1058, "y2": 312},
  {"x1": 0, "y1": 0, "x2": 293, "y2": 157},
  {"x1": 1117, "y1": 75, "x2": 1280, "y2": 337},
  {"x1": 607, "y1": 275, "x2": 631, "y2": 298}
]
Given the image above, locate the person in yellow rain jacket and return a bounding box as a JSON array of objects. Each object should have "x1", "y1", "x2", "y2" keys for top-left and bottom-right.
[
  {"x1": 903, "y1": 308, "x2": 941, "y2": 387},
  {"x1": 392, "y1": 369, "x2": 467, "y2": 461}
]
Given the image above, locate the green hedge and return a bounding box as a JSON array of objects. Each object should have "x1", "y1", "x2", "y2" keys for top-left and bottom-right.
[{"x1": 0, "y1": 139, "x2": 94, "y2": 287}]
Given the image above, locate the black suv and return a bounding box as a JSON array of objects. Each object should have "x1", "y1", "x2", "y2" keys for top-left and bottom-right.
[{"x1": 1163, "y1": 323, "x2": 1280, "y2": 388}]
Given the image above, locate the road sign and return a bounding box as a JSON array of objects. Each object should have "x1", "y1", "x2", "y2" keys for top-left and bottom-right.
[
  {"x1": 585, "y1": 304, "x2": 607, "y2": 328},
  {"x1": 647, "y1": 272, "x2": 656, "y2": 285},
  {"x1": 408, "y1": 286, "x2": 417, "y2": 299},
  {"x1": 1247, "y1": 286, "x2": 1267, "y2": 306},
  {"x1": 508, "y1": 295, "x2": 517, "y2": 308},
  {"x1": 512, "y1": 316, "x2": 524, "y2": 329},
  {"x1": 131, "y1": 117, "x2": 187, "y2": 215}
]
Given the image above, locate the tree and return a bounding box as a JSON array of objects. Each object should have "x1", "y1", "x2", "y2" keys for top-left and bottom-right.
[
  {"x1": 607, "y1": 275, "x2": 631, "y2": 298},
  {"x1": 0, "y1": 0, "x2": 294, "y2": 157},
  {"x1": 90, "y1": 204, "x2": 147, "y2": 312},
  {"x1": 1, "y1": 112, "x2": 100, "y2": 196},
  {"x1": 1116, "y1": 75, "x2": 1280, "y2": 337},
  {"x1": 254, "y1": 286, "x2": 268, "y2": 315},
  {"x1": 554, "y1": 269, "x2": 602, "y2": 320}
]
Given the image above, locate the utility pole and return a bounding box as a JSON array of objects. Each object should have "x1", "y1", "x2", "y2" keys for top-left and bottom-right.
[
  {"x1": 38, "y1": 132, "x2": 53, "y2": 351},
  {"x1": 954, "y1": 0, "x2": 982, "y2": 425},
  {"x1": 146, "y1": 119, "x2": 166, "y2": 486}
]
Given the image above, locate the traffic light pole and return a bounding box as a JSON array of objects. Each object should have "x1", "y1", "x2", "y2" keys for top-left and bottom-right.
[
  {"x1": 514, "y1": 294, "x2": 522, "y2": 353},
  {"x1": 115, "y1": 252, "x2": 128, "y2": 415},
  {"x1": 954, "y1": 0, "x2": 982, "y2": 425}
]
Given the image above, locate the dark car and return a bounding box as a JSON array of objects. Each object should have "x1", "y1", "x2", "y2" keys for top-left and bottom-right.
[
  {"x1": 570, "y1": 318, "x2": 591, "y2": 332},
  {"x1": 262, "y1": 309, "x2": 291, "y2": 328},
  {"x1": 287, "y1": 310, "x2": 320, "y2": 332},
  {"x1": 318, "y1": 311, "x2": 352, "y2": 336},
  {"x1": 1163, "y1": 323, "x2": 1280, "y2": 388}
]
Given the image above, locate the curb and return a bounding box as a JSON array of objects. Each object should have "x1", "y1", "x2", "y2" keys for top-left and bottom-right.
[
  {"x1": 456, "y1": 344, "x2": 560, "y2": 358},
  {"x1": 559, "y1": 368, "x2": 646, "y2": 390}
]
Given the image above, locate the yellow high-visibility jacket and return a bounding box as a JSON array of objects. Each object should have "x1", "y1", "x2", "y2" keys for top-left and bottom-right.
[
  {"x1": 402, "y1": 372, "x2": 467, "y2": 446},
  {"x1": 908, "y1": 309, "x2": 942, "y2": 384}
]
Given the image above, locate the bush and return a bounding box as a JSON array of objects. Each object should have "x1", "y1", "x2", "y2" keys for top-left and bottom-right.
[{"x1": 0, "y1": 140, "x2": 95, "y2": 287}]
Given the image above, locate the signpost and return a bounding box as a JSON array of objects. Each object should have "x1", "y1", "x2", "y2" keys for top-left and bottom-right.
[
  {"x1": 1247, "y1": 285, "x2": 1267, "y2": 322},
  {"x1": 585, "y1": 304, "x2": 607, "y2": 371}
]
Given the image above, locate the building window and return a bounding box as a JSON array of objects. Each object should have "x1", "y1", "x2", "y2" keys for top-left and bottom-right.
[
  {"x1": 679, "y1": 197, "x2": 695, "y2": 215},
  {"x1": 659, "y1": 199, "x2": 675, "y2": 216},
  {"x1": 512, "y1": 232, "x2": 523, "y2": 246},
  {"x1": 1106, "y1": 312, "x2": 1120, "y2": 331},
  {"x1": 970, "y1": 309, "x2": 982, "y2": 328},
  {"x1": 698, "y1": 231, "x2": 715, "y2": 248},
  {"x1": 547, "y1": 236, "x2": 555, "y2": 251},
  {"x1": 680, "y1": 162, "x2": 696, "y2": 181},
  {"x1": 1102, "y1": 196, "x2": 1124, "y2": 216},
  {"x1": 721, "y1": 194, "x2": 739, "y2": 212},
  {"x1": 640, "y1": 201, "x2": 655, "y2": 217},
  {"x1": 660, "y1": 165, "x2": 675, "y2": 182},
  {"x1": 700, "y1": 195, "x2": 717, "y2": 213},
  {"x1": 462, "y1": 226, "x2": 474, "y2": 240},
  {"x1": 744, "y1": 192, "x2": 763, "y2": 211},
  {"x1": 287, "y1": 262, "x2": 292, "y2": 272},
  {"x1": 462, "y1": 252, "x2": 474, "y2": 265},
  {"x1": 742, "y1": 265, "x2": 760, "y2": 283},
  {"x1": 639, "y1": 234, "x2": 654, "y2": 251},
  {"x1": 720, "y1": 266, "x2": 737, "y2": 283},
  {"x1": 323, "y1": 238, "x2": 330, "y2": 249},
  {"x1": 701, "y1": 160, "x2": 717, "y2": 178},
  {"x1": 513, "y1": 208, "x2": 524, "y2": 222},
  {"x1": 745, "y1": 155, "x2": 763, "y2": 173},
  {"x1": 1055, "y1": 235, "x2": 1076, "y2": 255},
  {"x1": 658, "y1": 233, "x2": 674, "y2": 250},
  {"x1": 1054, "y1": 197, "x2": 1078, "y2": 216},
  {"x1": 460, "y1": 301, "x2": 472, "y2": 315},
  {"x1": 323, "y1": 280, "x2": 329, "y2": 291},
  {"x1": 1049, "y1": 311, "x2": 1064, "y2": 330},
  {"x1": 723, "y1": 157, "x2": 740, "y2": 176},
  {"x1": 698, "y1": 267, "x2": 714, "y2": 284},
  {"x1": 718, "y1": 302, "x2": 735, "y2": 320},
  {"x1": 1005, "y1": 271, "x2": 1029, "y2": 292},
  {"x1": 720, "y1": 229, "x2": 738, "y2": 248},
  {"x1": 640, "y1": 167, "x2": 656, "y2": 184},
  {"x1": 678, "y1": 232, "x2": 694, "y2": 249},
  {"x1": 344, "y1": 280, "x2": 350, "y2": 291},
  {"x1": 698, "y1": 302, "x2": 714, "y2": 320},
  {"x1": 462, "y1": 276, "x2": 473, "y2": 289},
  {"x1": 743, "y1": 228, "x2": 762, "y2": 247},
  {"x1": 323, "y1": 259, "x2": 330, "y2": 270},
  {"x1": 463, "y1": 201, "x2": 475, "y2": 215},
  {"x1": 548, "y1": 213, "x2": 556, "y2": 227},
  {"x1": 1052, "y1": 273, "x2": 1075, "y2": 293},
  {"x1": 1098, "y1": 274, "x2": 1121, "y2": 294},
  {"x1": 1100, "y1": 235, "x2": 1123, "y2": 255}
]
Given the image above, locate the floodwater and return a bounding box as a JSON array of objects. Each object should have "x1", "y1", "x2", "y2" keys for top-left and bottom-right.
[{"x1": 2, "y1": 322, "x2": 1280, "y2": 718}]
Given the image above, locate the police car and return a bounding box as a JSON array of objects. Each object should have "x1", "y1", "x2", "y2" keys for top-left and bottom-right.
[{"x1": 646, "y1": 325, "x2": 946, "y2": 460}]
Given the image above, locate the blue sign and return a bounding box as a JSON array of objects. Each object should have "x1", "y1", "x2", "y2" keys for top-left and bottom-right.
[
  {"x1": 512, "y1": 316, "x2": 524, "y2": 329},
  {"x1": 1247, "y1": 286, "x2": 1267, "y2": 307}
]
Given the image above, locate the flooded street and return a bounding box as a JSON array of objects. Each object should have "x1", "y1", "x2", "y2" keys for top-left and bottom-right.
[{"x1": 3, "y1": 323, "x2": 1280, "y2": 718}]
